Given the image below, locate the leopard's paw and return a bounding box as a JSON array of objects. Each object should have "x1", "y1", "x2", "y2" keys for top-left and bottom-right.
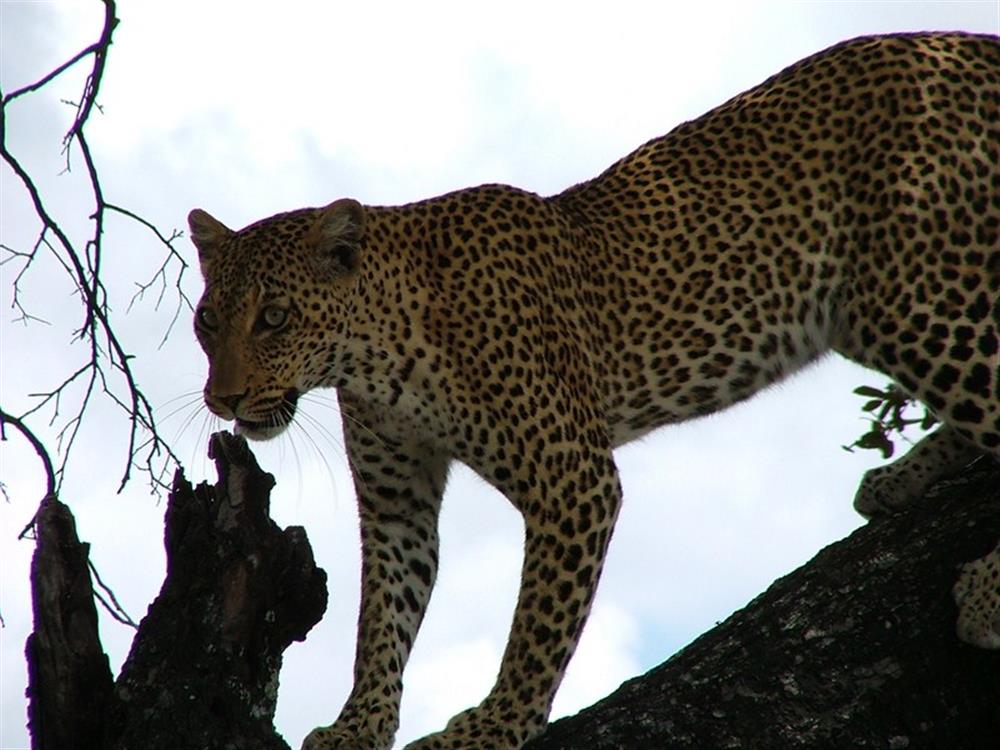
[
  {"x1": 953, "y1": 540, "x2": 1000, "y2": 650},
  {"x1": 301, "y1": 724, "x2": 390, "y2": 750},
  {"x1": 402, "y1": 704, "x2": 541, "y2": 750},
  {"x1": 853, "y1": 463, "x2": 925, "y2": 517},
  {"x1": 853, "y1": 426, "x2": 985, "y2": 518}
]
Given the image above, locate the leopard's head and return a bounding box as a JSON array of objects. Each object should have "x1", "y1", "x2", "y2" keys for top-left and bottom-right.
[{"x1": 188, "y1": 199, "x2": 365, "y2": 440}]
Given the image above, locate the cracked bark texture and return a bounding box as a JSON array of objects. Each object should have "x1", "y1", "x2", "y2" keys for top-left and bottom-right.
[
  {"x1": 27, "y1": 436, "x2": 999, "y2": 750},
  {"x1": 528, "y1": 459, "x2": 1000, "y2": 750},
  {"x1": 26, "y1": 495, "x2": 115, "y2": 750}
]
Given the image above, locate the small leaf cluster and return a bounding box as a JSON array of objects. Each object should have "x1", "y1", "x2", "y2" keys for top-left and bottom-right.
[{"x1": 843, "y1": 384, "x2": 937, "y2": 459}]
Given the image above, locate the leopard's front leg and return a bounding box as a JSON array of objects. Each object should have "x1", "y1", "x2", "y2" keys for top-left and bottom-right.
[
  {"x1": 405, "y1": 418, "x2": 622, "y2": 750},
  {"x1": 303, "y1": 414, "x2": 448, "y2": 750}
]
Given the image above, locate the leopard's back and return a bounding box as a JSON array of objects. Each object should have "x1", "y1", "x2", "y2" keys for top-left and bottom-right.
[{"x1": 549, "y1": 32, "x2": 1000, "y2": 445}]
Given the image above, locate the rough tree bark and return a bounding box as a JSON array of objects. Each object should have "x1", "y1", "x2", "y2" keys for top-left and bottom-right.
[
  {"x1": 528, "y1": 458, "x2": 1000, "y2": 750},
  {"x1": 26, "y1": 432, "x2": 327, "y2": 750},
  {"x1": 26, "y1": 437, "x2": 999, "y2": 749}
]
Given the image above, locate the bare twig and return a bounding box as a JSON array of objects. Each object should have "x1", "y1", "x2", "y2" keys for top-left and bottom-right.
[
  {"x1": 1, "y1": 0, "x2": 185, "y2": 496},
  {"x1": 1, "y1": 233, "x2": 60, "y2": 325},
  {"x1": 0, "y1": 408, "x2": 57, "y2": 503},
  {"x1": 109, "y1": 203, "x2": 194, "y2": 348},
  {"x1": 0, "y1": 407, "x2": 57, "y2": 540},
  {"x1": 88, "y1": 559, "x2": 139, "y2": 629},
  {"x1": 1, "y1": 24, "x2": 114, "y2": 107}
]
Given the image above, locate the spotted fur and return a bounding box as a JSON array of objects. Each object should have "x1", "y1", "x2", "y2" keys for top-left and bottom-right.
[
  {"x1": 189, "y1": 32, "x2": 1000, "y2": 750},
  {"x1": 955, "y1": 540, "x2": 1000, "y2": 649}
]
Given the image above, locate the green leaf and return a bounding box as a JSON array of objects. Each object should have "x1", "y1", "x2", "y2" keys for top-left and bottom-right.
[
  {"x1": 856, "y1": 430, "x2": 894, "y2": 459},
  {"x1": 853, "y1": 385, "x2": 888, "y2": 399}
]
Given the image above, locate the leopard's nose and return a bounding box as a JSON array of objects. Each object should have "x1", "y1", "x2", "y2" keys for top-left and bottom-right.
[{"x1": 216, "y1": 392, "x2": 247, "y2": 414}]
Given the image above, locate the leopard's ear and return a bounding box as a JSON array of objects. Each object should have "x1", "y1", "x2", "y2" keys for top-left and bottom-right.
[
  {"x1": 188, "y1": 209, "x2": 232, "y2": 267},
  {"x1": 310, "y1": 198, "x2": 366, "y2": 281}
]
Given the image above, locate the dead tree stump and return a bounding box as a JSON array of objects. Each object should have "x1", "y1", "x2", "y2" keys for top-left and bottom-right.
[{"x1": 26, "y1": 432, "x2": 328, "y2": 750}]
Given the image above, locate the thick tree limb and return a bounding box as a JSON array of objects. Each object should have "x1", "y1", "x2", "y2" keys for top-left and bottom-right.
[
  {"x1": 528, "y1": 460, "x2": 1000, "y2": 750},
  {"x1": 28, "y1": 434, "x2": 998, "y2": 749}
]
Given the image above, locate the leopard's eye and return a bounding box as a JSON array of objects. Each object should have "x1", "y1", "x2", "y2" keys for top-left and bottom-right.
[
  {"x1": 196, "y1": 306, "x2": 219, "y2": 331},
  {"x1": 259, "y1": 305, "x2": 288, "y2": 330}
]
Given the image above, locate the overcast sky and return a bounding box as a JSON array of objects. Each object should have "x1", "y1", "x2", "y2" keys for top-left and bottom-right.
[{"x1": 2, "y1": 2, "x2": 998, "y2": 748}]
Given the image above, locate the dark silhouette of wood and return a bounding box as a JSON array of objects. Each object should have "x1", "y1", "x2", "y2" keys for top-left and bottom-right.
[
  {"x1": 26, "y1": 435, "x2": 999, "y2": 750},
  {"x1": 528, "y1": 459, "x2": 1000, "y2": 750},
  {"x1": 26, "y1": 432, "x2": 327, "y2": 750},
  {"x1": 26, "y1": 495, "x2": 114, "y2": 750}
]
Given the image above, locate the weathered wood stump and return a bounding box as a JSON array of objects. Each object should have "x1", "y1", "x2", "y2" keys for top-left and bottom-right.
[{"x1": 26, "y1": 432, "x2": 328, "y2": 750}]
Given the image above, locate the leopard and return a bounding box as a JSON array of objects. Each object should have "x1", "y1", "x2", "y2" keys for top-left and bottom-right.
[{"x1": 188, "y1": 32, "x2": 1000, "y2": 750}]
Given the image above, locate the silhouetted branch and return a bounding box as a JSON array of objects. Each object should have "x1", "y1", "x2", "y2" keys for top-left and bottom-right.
[
  {"x1": 87, "y1": 559, "x2": 139, "y2": 629},
  {"x1": 0, "y1": 407, "x2": 57, "y2": 510},
  {"x1": 1, "y1": 0, "x2": 186, "y2": 496},
  {"x1": 110, "y1": 202, "x2": 194, "y2": 348},
  {"x1": 529, "y1": 461, "x2": 1000, "y2": 750}
]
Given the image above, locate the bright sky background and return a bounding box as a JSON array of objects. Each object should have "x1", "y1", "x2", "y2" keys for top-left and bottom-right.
[{"x1": 2, "y1": 2, "x2": 997, "y2": 748}]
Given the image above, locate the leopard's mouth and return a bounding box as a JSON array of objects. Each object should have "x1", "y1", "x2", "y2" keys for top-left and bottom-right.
[{"x1": 234, "y1": 389, "x2": 300, "y2": 441}]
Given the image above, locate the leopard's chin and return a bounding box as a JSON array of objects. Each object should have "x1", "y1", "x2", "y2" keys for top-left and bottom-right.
[
  {"x1": 234, "y1": 418, "x2": 289, "y2": 441},
  {"x1": 234, "y1": 389, "x2": 299, "y2": 441}
]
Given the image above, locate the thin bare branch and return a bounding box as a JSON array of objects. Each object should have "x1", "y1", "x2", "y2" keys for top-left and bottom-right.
[
  {"x1": 1, "y1": 0, "x2": 186, "y2": 497},
  {"x1": 2, "y1": 233, "x2": 60, "y2": 325},
  {"x1": 88, "y1": 559, "x2": 139, "y2": 629},
  {"x1": 1, "y1": 408, "x2": 57, "y2": 540},
  {"x1": 2, "y1": 43, "x2": 105, "y2": 105},
  {"x1": 109, "y1": 203, "x2": 194, "y2": 348},
  {"x1": 0, "y1": 408, "x2": 57, "y2": 502},
  {"x1": 61, "y1": 0, "x2": 118, "y2": 150}
]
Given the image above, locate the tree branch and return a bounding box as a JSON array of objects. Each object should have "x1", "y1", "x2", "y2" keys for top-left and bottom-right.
[
  {"x1": 109, "y1": 202, "x2": 194, "y2": 348},
  {"x1": 1, "y1": 0, "x2": 186, "y2": 496},
  {"x1": 528, "y1": 460, "x2": 1000, "y2": 749},
  {"x1": 0, "y1": 407, "x2": 57, "y2": 516}
]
